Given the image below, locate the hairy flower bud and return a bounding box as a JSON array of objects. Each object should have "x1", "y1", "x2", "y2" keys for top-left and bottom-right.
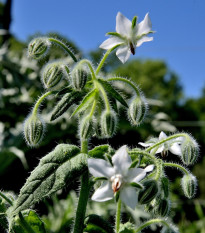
[
  {"x1": 161, "y1": 177, "x2": 169, "y2": 198},
  {"x1": 181, "y1": 174, "x2": 197, "y2": 198},
  {"x1": 24, "y1": 113, "x2": 45, "y2": 147},
  {"x1": 80, "y1": 115, "x2": 93, "y2": 139},
  {"x1": 155, "y1": 198, "x2": 170, "y2": 217},
  {"x1": 138, "y1": 180, "x2": 158, "y2": 204},
  {"x1": 93, "y1": 120, "x2": 103, "y2": 139},
  {"x1": 28, "y1": 37, "x2": 51, "y2": 59},
  {"x1": 101, "y1": 111, "x2": 117, "y2": 138},
  {"x1": 181, "y1": 136, "x2": 199, "y2": 165},
  {"x1": 71, "y1": 66, "x2": 88, "y2": 90},
  {"x1": 128, "y1": 95, "x2": 148, "y2": 126},
  {"x1": 42, "y1": 62, "x2": 65, "y2": 89}
]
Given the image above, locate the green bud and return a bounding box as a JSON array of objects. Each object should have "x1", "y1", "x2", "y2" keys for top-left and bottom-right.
[
  {"x1": 161, "y1": 177, "x2": 169, "y2": 198},
  {"x1": 181, "y1": 136, "x2": 199, "y2": 165},
  {"x1": 80, "y1": 115, "x2": 93, "y2": 139},
  {"x1": 28, "y1": 37, "x2": 51, "y2": 59},
  {"x1": 93, "y1": 120, "x2": 103, "y2": 139},
  {"x1": 181, "y1": 174, "x2": 197, "y2": 199},
  {"x1": 24, "y1": 113, "x2": 45, "y2": 147},
  {"x1": 138, "y1": 180, "x2": 158, "y2": 204},
  {"x1": 155, "y1": 198, "x2": 170, "y2": 217},
  {"x1": 71, "y1": 67, "x2": 88, "y2": 90},
  {"x1": 128, "y1": 95, "x2": 148, "y2": 126},
  {"x1": 42, "y1": 62, "x2": 66, "y2": 89},
  {"x1": 101, "y1": 111, "x2": 117, "y2": 138}
]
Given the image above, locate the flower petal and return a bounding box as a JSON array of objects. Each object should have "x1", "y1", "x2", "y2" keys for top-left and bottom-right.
[
  {"x1": 169, "y1": 143, "x2": 182, "y2": 156},
  {"x1": 138, "y1": 142, "x2": 153, "y2": 147},
  {"x1": 127, "y1": 167, "x2": 146, "y2": 183},
  {"x1": 116, "y1": 45, "x2": 131, "y2": 63},
  {"x1": 137, "y1": 13, "x2": 152, "y2": 36},
  {"x1": 136, "y1": 36, "x2": 153, "y2": 47},
  {"x1": 112, "y1": 145, "x2": 132, "y2": 175},
  {"x1": 159, "y1": 131, "x2": 167, "y2": 140},
  {"x1": 91, "y1": 181, "x2": 114, "y2": 202},
  {"x1": 88, "y1": 158, "x2": 114, "y2": 178},
  {"x1": 116, "y1": 12, "x2": 132, "y2": 36},
  {"x1": 144, "y1": 164, "x2": 155, "y2": 172},
  {"x1": 155, "y1": 145, "x2": 164, "y2": 154},
  {"x1": 120, "y1": 186, "x2": 138, "y2": 209},
  {"x1": 99, "y1": 37, "x2": 124, "y2": 50}
]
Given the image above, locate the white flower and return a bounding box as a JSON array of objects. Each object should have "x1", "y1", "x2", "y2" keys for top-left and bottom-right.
[
  {"x1": 99, "y1": 12, "x2": 154, "y2": 63},
  {"x1": 139, "y1": 131, "x2": 182, "y2": 156},
  {"x1": 88, "y1": 145, "x2": 154, "y2": 209}
]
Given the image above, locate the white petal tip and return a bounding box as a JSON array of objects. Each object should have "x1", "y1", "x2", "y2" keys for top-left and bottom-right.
[{"x1": 145, "y1": 164, "x2": 155, "y2": 172}]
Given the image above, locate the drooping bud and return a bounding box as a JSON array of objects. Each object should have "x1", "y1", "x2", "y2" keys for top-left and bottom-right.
[
  {"x1": 101, "y1": 111, "x2": 117, "y2": 138},
  {"x1": 181, "y1": 136, "x2": 199, "y2": 165},
  {"x1": 181, "y1": 174, "x2": 197, "y2": 198},
  {"x1": 28, "y1": 37, "x2": 51, "y2": 59},
  {"x1": 71, "y1": 66, "x2": 88, "y2": 90},
  {"x1": 93, "y1": 119, "x2": 103, "y2": 139},
  {"x1": 128, "y1": 94, "x2": 148, "y2": 126},
  {"x1": 138, "y1": 180, "x2": 158, "y2": 204},
  {"x1": 24, "y1": 113, "x2": 45, "y2": 147},
  {"x1": 42, "y1": 62, "x2": 66, "y2": 89},
  {"x1": 155, "y1": 198, "x2": 170, "y2": 217},
  {"x1": 80, "y1": 115, "x2": 93, "y2": 139},
  {"x1": 161, "y1": 177, "x2": 169, "y2": 198}
]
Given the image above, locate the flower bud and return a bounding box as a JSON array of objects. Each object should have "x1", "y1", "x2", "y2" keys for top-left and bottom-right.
[
  {"x1": 155, "y1": 198, "x2": 170, "y2": 217},
  {"x1": 42, "y1": 62, "x2": 65, "y2": 89},
  {"x1": 181, "y1": 174, "x2": 197, "y2": 198},
  {"x1": 71, "y1": 67, "x2": 88, "y2": 90},
  {"x1": 128, "y1": 95, "x2": 148, "y2": 126},
  {"x1": 181, "y1": 136, "x2": 199, "y2": 165},
  {"x1": 28, "y1": 37, "x2": 51, "y2": 59},
  {"x1": 161, "y1": 177, "x2": 169, "y2": 198},
  {"x1": 138, "y1": 180, "x2": 158, "y2": 204},
  {"x1": 80, "y1": 115, "x2": 93, "y2": 139},
  {"x1": 93, "y1": 120, "x2": 103, "y2": 139},
  {"x1": 24, "y1": 113, "x2": 45, "y2": 147},
  {"x1": 101, "y1": 111, "x2": 117, "y2": 138}
]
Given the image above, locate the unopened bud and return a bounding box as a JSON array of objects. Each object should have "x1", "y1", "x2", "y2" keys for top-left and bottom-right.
[
  {"x1": 80, "y1": 115, "x2": 93, "y2": 139},
  {"x1": 94, "y1": 120, "x2": 103, "y2": 139},
  {"x1": 24, "y1": 113, "x2": 44, "y2": 147},
  {"x1": 28, "y1": 37, "x2": 51, "y2": 59},
  {"x1": 42, "y1": 62, "x2": 65, "y2": 89},
  {"x1": 101, "y1": 111, "x2": 117, "y2": 138},
  {"x1": 128, "y1": 95, "x2": 148, "y2": 126},
  {"x1": 181, "y1": 136, "x2": 199, "y2": 165},
  {"x1": 71, "y1": 66, "x2": 88, "y2": 90},
  {"x1": 155, "y1": 198, "x2": 170, "y2": 217},
  {"x1": 161, "y1": 177, "x2": 169, "y2": 198},
  {"x1": 181, "y1": 174, "x2": 197, "y2": 199},
  {"x1": 138, "y1": 180, "x2": 158, "y2": 204}
]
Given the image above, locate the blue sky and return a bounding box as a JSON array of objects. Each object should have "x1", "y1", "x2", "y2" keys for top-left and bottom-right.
[{"x1": 9, "y1": 0, "x2": 205, "y2": 98}]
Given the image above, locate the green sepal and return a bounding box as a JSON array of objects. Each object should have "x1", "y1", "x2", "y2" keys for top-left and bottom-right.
[
  {"x1": 107, "y1": 93, "x2": 118, "y2": 113},
  {"x1": 93, "y1": 177, "x2": 107, "y2": 182},
  {"x1": 9, "y1": 144, "x2": 87, "y2": 216},
  {"x1": 114, "y1": 191, "x2": 120, "y2": 202},
  {"x1": 98, "y1": 79, "x2": 128, "y2": 108},
  {"x1": 106, "y1": 32, "x2": 124, "y2": 40},
  {"x1": 84, "y1": 214, "x2": 114, "y2": 233},
  {"x1": 71, "y1": 89, "x2": 98, "y2": 117},
  {"x1": 55, "y1": 85, "x2": 73, "y2": 97},
  {"x1": 11, "y1": 210, "x2": 46, "y2": 233},
  {"x1": 130, "y1": 182, "x2": 144, "y2": 189},
  {"x1": 88, "y1": 145, "x2": 114, "y2": 159},
  {"x1": 161, "y1": 177, "x2": 169, "y2": 198},
  {"x1": 132, "y1": 16, "x2": 137, "y2": 29},
  {"x1": 50, "y1": 91, "x2": 82, "y2": 121}
]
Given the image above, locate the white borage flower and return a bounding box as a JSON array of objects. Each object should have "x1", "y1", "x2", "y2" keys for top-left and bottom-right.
[
  {"x1": 99, "y1": 12, "x2": 154, "y2": 63},
  {"x1": 139, "y1": 131, "x2": 182, "y2": 157},
  {"x1": 88, "y1": 145, "x2": 154, "y2": 209}
]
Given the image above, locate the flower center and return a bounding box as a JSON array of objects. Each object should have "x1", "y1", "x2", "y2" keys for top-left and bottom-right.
[
  {"x1": 129, "y1": 42, "x2": 135, "y2": 55},
  {"x1": 110, "y1": 174, "x2": 123, "y2": 193}
]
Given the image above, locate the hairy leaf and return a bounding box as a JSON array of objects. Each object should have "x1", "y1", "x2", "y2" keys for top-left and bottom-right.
[{"x1": 88, "y1": 145, "x2": 114, "y2": 159}]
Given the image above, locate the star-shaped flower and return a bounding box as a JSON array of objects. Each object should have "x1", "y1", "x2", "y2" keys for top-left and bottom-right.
[
  {"x1": 88, "y1": 145, "x2": 154, "y2": 209},
  {"x1": 99, "y1": 12, "x2": 154, "y2": 63},
  {"x1": 139, "y1": 131, "x2": 182, "y2": 157}
]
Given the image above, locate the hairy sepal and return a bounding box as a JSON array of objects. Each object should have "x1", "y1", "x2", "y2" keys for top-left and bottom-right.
[{"x1": 88, "y1": 145, "x2": 115, "y2": 159}]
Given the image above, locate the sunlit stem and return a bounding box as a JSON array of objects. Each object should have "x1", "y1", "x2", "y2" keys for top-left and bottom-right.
[
  {"x1": 115, "y1": 199, "x2": 121, "y2": 233},
  {"x1": 89, "y1": 99, "x2": 97, "y2": 118},
  {"x1": 96, "y1": 44, "x2": 121, "y2": 75},
  {"x1": 95, "y1": 81, "x2": 110, "y2": 112},
  {"x1": 32, "y1": 91, "x2": 53, "y2": 116},
  {"x1": 164, "y1": 162, "x2": 189, "y2": 175},
  {"x1": 48, "y1": 38, "x2": 77, "y2": 62},
  {"x1": 78, "y1": 59, "x2": 96, "y2": 81},
  {"x1": 135, "y1": 218, "x2": 170, "y2": 232},
  {"x1": 0, "y1": 191, "x2": 13, "y2": 206},
  {"x1": 19, "y1": 212, "x2": 36, "y2": 233}
]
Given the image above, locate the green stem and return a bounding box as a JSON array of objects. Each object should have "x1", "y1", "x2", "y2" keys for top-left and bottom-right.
[
  {"x1": 19, "y1": 212, "x2": 36, "y2": 233},
  {"x1": 95, "y1": 81, "x2": 110, "y2": 111},
  {"x1": 0, "y1": 191, "x2": 13, "y2": 206},
  {"x1": 135, "y1": 218, "x2": 170, "y2": 232},
  {"x1": 32, "y1": 91, "x2": 53, "y2": 116},
  {"x1": 115, "y1": 199, "x2": 121, "y2": 233},
  {"x1": 78, "y1": 59, "x2": 96, "y2": 81},
  {"x1": 48, "y1": 38, "x2": 77, "y2": 62},
  {"x1": 96, "y1": 44, "x2": 121, "y2": 75},
  {"x1": 164, "y1": 162, "x2": 189, "y2": 175},
  {"x1": 145, "y1": 133, "x2": 188, "y2": 153},
  {"x1": 89, "y1": 99, "x2": 97, "y2": 118},
  {"x1": 73, "y1": 140, "x2": 90, "y2": 233}
]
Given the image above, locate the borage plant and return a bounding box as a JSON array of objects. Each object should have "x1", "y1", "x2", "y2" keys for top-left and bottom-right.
[{"x1": 0, "y1": 12, "x2": 199, "y2": 233}]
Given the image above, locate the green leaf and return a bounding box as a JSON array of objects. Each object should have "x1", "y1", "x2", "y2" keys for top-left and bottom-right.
[
  {"x1": 9, "y1": 144, "x2": 87, "y2": 216},
  {"x1": 88, "y1": 145, "x2": 114, "y2": 159},
  {"x1": 71, "y1": 89, "x2": 97, "y2": 117},
  {"x1": 55, "y1": 85, "x2": 73, "y2": 97},
  {"x1": 11, "y1": 210, "x2": 46, "y2": 233},
  {"x1": 98, "y1": 79, "x2": 128, "y2": 108},
  {"x1": 51, "y1": 91, "x2": 82, "y2": 121}
]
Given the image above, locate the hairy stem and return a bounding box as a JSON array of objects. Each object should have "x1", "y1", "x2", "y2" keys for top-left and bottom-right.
[
  {"x1": 164, "y1": 162, "x2": 189, "y2": 175},
  {"x1": 115, "y1": 199, "x2": 121, "y2": 233},
  {"x1": 135, "y1": 218, "x2": 170, "y2": 232},
  {"x1": 78, "y1": 59, "x2": 96, "y2": 81}
]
